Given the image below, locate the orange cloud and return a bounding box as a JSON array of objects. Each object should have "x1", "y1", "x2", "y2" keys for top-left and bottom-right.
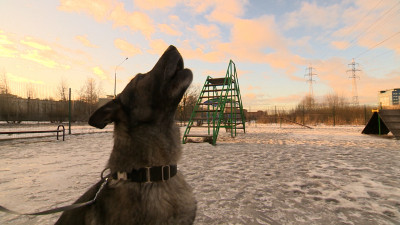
[
  {"x1": 208, "y1": 16, "x2": 306, "y2": 77},
  {"x1": 147, "y1": 39, "x2": 169, "y2": 55},
  {"x1": 355, "y1": 70, "x2": 400, "y2": 104},
  {"x1": 20, "y1": 50, "x2": 70, "y2": 69},
  {"x1": 331, "y1": 0, "x2": 400, "y2": 55},
  {"x1": 283, "y1": 1, "x2": 342, "y2": 30},
  {"x1": 59, "y1": 0, "x2": 155, "y2": 38},
  {"x1": 194, "y1": 24, "x2": 220, "y2": 39},
  {"x1": 58, "y1": 0, "x2": 114, "y2": 22},
  {"x1": 1, "y1": 31, "x2": 74, "y2": 69},
  {"x1": 206, "y1": 0, "x2": 247, "y2": 24},
  {"x1": 109, "y1": 3, "x2": 155, "y2": 38},
  {"x1": 185, "y1": 0, "x2": 247, "y2": 24},
  {"x1": 134, "y1": 0, "x2": 181, "y2": 10},
  {"x1": 178, "y1": 42, "x2": 225, "y2": 63},
  {"x1": 20, "y1": 37, "x2": 52, "y2": 51},
  {"x1": 331, "y1": 41, "x2": 349, "y2": 50},
  {"x1": 158, "y1": 24, "x2": 182, "y2": 36},
  {"x1": 270, "y1": 93, "x2": 304, "y2": 105},
  {"x1": 76, "y1": 35, "x2": 98, "y2": 48},
  {"x1": 92, "y1": 66, "x2": 108, "y2": 80},
  {"x1": 18, "y1": 37, "x2": 71, "y2": 69},
  {"x1": 244, "y1": 93, "x2": 256, "y2": 100},
  {"x1": 246, "y1": 85, "x2": 261, "y2": 91},
  {"x1": 114, "y1": 39, "x2": 142, "y2": 57},
  {"x1": 316, "y1": 58, "x2": 350, "y2": 94},
  {"x1": 7, "y1": 72, "x2": 44, "y2": 84},
  {"x1": 0, "y1": 32, "x2": 18, "y2": 58},
  {"x1": 177, "y1": 15, "x2": 307, "y2": 80},
  {"x1": 184, "y1": 0, "x2": 217, "y2": 14},
  {"x1": 314, "y1": 57, "x2": 399, "y2": 104}
]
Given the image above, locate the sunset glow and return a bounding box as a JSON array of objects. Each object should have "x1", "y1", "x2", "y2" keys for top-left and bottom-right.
[{"x1": 0, "y1": 0, "x2": 399, "y2": 110}]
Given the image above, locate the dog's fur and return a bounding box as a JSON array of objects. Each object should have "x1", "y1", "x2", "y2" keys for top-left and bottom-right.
[{"x1": 55, "y1": 45, "x2": 197, "y2": 225}]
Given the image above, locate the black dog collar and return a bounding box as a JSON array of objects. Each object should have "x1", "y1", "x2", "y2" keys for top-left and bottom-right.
[{"x1": 111, "y1": 165, "x2": 177, "y2": 183}]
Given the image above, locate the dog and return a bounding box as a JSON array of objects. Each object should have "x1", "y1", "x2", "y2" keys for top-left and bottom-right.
[{"x1": 55, "y1": 45, "x2": 197, "y2": 225}]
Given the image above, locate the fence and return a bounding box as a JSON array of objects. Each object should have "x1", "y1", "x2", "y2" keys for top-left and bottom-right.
[
  {"x1": 0, "y1": 80, "x2": 114, "y2": 140},
  {"x1": 0, "y1": 93, "x2": 103, "y2": 123},
  {"x1": 250, "y1": 105, "x2": 375, "y2": 126}
]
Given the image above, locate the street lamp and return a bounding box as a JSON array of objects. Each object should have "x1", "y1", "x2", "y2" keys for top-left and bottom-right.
[{"x1": 114, "y1": 57, "x2": 128, "y2": 97}]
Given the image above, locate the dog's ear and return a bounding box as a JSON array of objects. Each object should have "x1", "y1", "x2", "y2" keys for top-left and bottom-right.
[{"x1": 88, "y1": 100, "x2": 120, "y2": 129}]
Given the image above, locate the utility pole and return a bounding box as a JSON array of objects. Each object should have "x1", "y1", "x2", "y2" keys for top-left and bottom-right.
[
  {"x1": 114, "y1": 57, "x2": 128, "y2": 98},
  {"x1": 305, "y1": 64, "x2": 317, "y2": 97},
  {"x1": 347, "y1": 58, "x2": 361, "y2": 105}
]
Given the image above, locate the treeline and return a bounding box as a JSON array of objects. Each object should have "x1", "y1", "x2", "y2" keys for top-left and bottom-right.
[
  {"x1": 0, "y1": 71, "x2": 378, "y2": 126},
  {"x1": 254, "y1": 94, "x2": 375, "y2": 126},
  {"x1": 0, "y1": 94, "x2": 105, "y2": 123},
  {"x1": 0, "y1": 76, "x2": 104, "y2": 123},
  {"x1": 0, "y1": 76, "x2": 199, "y2": 123}
]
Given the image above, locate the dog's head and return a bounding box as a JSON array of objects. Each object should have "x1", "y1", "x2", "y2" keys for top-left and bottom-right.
[{"x1": 89, "y1": 45, "x2": 193, "y2": 129}]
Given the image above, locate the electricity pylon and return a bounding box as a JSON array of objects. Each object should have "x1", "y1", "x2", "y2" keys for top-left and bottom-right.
[
  {"x1": 305, "y1": 64, "x2": 317, "y2": 97},
  {"x1": 347, "y1": 58, "x2": 361, "y2": 105}
]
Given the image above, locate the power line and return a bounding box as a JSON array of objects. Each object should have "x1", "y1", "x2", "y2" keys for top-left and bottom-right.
[
  {"x1": 345, "y1": 1, "x2": 400, "y2": 51},
  {"x1": 344, "y1": 0, "x2": 385, "y2": 40},
  {"x1": 355, "y1": 30, "x2": 400, "y2": 58},
  {"x1": 316, "y1": 0, "x2": 391, "y2": 63},
  {"x1": 359, "y1": 46, "x2": 400, "y2": 64}
]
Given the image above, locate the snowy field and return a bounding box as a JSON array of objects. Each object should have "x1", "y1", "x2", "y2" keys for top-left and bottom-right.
[{"x1": 0, "y1": 124, "x2": 399, "y2": 224}]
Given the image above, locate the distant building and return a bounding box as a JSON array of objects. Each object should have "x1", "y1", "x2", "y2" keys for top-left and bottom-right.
[
  {"x1": 378, "y1": 88, "x2": 400, "y2": 107},
  {"x1": 98, "y1": 95, "x2": 114, "y2": 108}
]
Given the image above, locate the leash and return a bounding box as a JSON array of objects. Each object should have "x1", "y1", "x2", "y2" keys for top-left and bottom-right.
[{"x1": 0, "y1": 177, "x2": 109, "y2": 216}]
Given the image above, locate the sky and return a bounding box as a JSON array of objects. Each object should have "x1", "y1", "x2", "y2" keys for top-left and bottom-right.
[{"x1": 0, "y1": 0, "x2": 399, "y2": 111}]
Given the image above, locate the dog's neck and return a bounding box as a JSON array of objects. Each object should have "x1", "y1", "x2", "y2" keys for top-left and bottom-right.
[{"x1": 107, "y1": 122, "x2": 182, "y2": 173}]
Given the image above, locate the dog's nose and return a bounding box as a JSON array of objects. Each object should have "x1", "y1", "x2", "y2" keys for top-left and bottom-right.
[{"x1": 166, "y1": 45, "x2": 177, "y2": 52}]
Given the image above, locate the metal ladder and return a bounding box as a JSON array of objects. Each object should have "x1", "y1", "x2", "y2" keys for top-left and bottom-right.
[{"x1": 182, "y1": 60, "x2": 246, "y2": 145}]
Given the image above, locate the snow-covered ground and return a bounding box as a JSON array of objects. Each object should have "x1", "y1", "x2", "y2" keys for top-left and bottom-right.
[{"x1": 0, "y1": 124, "x2": 399, "y2": 224}]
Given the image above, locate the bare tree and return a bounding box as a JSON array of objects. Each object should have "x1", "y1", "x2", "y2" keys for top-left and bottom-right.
[
  {"x1": 57, "y1": 77, "x2": 68, "y2": 101},
  {"x1": 323, "y1": 92, "x2": 348, "y2": 108},
  {"x1": 299, "y1": 94, "x2": 315, "y2": 110},
  {"x1": 177, "y1": 85, "x2": 200, "y2": 125},
  {"x1": 0, "y1": 70, "x2": 10, "y2": 94},
  {"x1": 78, "y1": 77, "x2": 100, "y2": 118},
  {"x1": 26, "y1": 83, "x2": 35, "y2": 99}
]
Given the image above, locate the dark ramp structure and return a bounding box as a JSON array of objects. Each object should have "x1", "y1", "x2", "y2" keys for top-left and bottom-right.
[{"x1": 362, "y1": 109, "x2": 400, "y2": 139}]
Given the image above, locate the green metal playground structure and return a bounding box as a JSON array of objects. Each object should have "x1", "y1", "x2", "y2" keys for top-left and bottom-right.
[{"x1": 182, "y1": 60, "x2": 246, "y2": 145}]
